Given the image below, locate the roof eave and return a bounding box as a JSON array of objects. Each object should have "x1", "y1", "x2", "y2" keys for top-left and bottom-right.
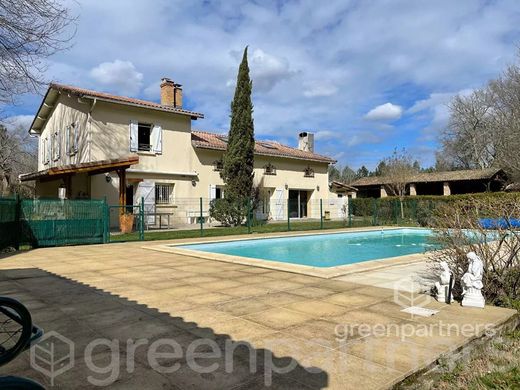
[{"x1": 192, "y1": 143, "x2": 335, "y2": 164}]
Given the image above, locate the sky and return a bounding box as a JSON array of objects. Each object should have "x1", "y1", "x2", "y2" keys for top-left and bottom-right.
[{"x1": 3, "y1": 0, "x2": 520, "y2": 169}]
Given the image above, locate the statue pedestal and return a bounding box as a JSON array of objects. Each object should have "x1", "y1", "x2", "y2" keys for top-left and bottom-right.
[
  {"x1": 436, "y1": 284, "x2": 453, "y2": 304},
  {"x1": 462, "y1": 290, "x2": 485, "y2": 308}
]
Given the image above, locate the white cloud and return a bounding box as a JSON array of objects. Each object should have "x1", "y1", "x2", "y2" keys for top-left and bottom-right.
[
  {"x1": 303, "y1": 84, "x2": 338, "y2": 98},
  {"x1": 90, "y1": 60, "x2": 143, "y2": 96},
  {"x1": 314, "y1": 130, "x2": 340, "y2": 140},
  {"x1": 364, "y1": 103, "x2": 403, "y2": 121},
  {"x1": 249, "y1": 49, "x2": 295, "y2": 92}
]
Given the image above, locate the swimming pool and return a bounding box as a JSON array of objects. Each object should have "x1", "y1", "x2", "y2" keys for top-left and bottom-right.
[{"x1": 177, "y1": 228, "x2": 436, "y2": 268}]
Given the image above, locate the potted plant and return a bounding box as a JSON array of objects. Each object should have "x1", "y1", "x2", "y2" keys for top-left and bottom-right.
[{"x1": 119, "y1": 211, "x2": 135, "y2": 233}]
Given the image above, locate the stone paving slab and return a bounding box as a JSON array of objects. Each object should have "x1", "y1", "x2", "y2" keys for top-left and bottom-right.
[{"x1": 0, "y1": 236, "x2": 517, "y2": 389}]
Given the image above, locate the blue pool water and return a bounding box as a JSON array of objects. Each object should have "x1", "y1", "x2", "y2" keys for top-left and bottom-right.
[{"x1": 177, "y1": 228, "x2": 436, "y2": 268}]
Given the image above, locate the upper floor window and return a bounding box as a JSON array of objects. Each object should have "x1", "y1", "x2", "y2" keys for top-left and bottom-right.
[
  {"x1": 264, "y1": 163, "x2": 277, "y2": 175},
  {"x1": 155, "y1": 183, "x2": 173, "y2": 204},
  {"x1": 213, "y1": 159, "x2": 223, "y2": 172},
  {"x1": 304, "y1": 166, "x2": 315, "y2": 178},
  {"x1": 138, "y1": 123, "x2": 152, "y2": 152},
  {"x1": 130, "y1": 121, "x2": 162, "y2": 154}
]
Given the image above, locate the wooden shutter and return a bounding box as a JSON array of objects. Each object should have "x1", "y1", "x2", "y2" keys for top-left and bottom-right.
[{"x1": 129, "y1": 120, "x2": 138, "y2": 152}]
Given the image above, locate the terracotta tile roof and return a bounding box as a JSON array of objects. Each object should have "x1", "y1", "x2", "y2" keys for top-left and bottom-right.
[
  {"x1": 50, "y1": 83, "x2": 204, "y2": 119},
  {"x1": 351, "y1": 168, "x2": 505, "y2": 187},
  {"x1": 191, "y1": 130, "x2": 336, "y2": 163}
]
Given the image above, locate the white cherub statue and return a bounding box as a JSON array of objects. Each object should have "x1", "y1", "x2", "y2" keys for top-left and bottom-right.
[
  {"x1": 435, "y1": 261, "x2": 453, "y2": 303},
  {"x1": 461, "y1": 252, "x2": 485, "y2": 308}
]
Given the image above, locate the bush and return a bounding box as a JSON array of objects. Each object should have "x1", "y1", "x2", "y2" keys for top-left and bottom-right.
[
  {"x1": 209, "y1": 198, "x2": 247, "y2": 227},
  {"x1": 428, "y1": 194, "x2": 520, "y2": 304}
]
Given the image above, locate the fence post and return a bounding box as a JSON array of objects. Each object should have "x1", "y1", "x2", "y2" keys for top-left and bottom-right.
[
  {"x1": 372, "y1": 198, "x2": 378, "y2": 226},
  {"x1": 139, "y1": 197, "x2": 145, "y2": 241},
  {"x1": 14, "y1": 194, "x2": 21, "y2": 250},
  {"x1": 199, "y1": 197, "x2": 203, "y2": 237},
  {"x1": 320, "y1": 199, "x2": 323, "y2": 229},
  {"x1": 348, "y1": 198, "x2": 352, "y2": 228},
  {"x1": 287, "y1": 198, "x2": 291, "y2": 231},
  {"x1": 247, "y1": 198, "x2": 252, "y2": 234}
]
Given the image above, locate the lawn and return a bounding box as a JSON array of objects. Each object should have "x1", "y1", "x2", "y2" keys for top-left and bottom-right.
[{"x1": 108, "y1": 217, "x2": 405, "y2": 242}]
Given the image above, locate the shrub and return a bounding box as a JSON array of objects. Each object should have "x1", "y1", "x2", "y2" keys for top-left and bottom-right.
[
  {"x1": 428, "y1": 194, "x2": 520, "y2": 305},
  {"x1": 209, "y1": 198, "x2": 247, "y2": 227}
]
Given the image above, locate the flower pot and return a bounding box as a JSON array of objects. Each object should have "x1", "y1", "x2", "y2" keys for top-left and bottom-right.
[{"x1": 119, "y1": 213, "x2": 135, "y2": 233}]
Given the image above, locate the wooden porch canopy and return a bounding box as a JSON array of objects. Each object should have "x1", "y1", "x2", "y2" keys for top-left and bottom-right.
[{"x1": 19, "y1": 156, "x2": 139, "y2": 207}]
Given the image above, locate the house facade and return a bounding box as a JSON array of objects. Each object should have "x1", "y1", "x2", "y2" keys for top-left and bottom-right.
[{"x1": 21, "y1": 79, "x2": 340, "y2": 225}]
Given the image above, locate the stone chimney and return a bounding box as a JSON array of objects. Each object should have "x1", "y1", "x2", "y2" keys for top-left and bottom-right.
[
  {"x1": 298, "y1": 131, "x2": 314, "y2": 152},
  {"x1": 160, "y1": 77, "x2": 183, "y2": 108}
]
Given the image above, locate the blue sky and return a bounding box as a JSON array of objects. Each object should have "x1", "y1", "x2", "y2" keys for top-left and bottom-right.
[{"x1": 3, "y1": 0, "x2": 520, "y2": 169}]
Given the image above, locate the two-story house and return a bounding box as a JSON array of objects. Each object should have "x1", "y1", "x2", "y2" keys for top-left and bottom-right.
[{"x1": 20, "y1": 78, "x2": 340, "y2": 225}]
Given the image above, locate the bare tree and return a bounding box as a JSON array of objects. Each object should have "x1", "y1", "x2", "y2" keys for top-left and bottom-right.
[
  {"x1": 381, "y1": 148, "x2": 418, "y2": 219},
  {"x1": 0, "y1": 0, "x2": 75, "y2": 104},
  {"x1": 440, "y1": 53, "x2": 520, "y2": 181},
  {"x1": 0, "y1": 123, "x2": 37, "y2": 196}
]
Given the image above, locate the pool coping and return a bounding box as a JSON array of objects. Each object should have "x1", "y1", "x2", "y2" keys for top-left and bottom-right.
[{"x1": 143, "y1": 226, "x2": 432, "y2": 279}]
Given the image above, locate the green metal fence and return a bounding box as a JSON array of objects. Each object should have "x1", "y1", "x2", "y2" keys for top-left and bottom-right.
[
  {"x1": 0, "y1": 194, "x2": 447, "y2": 250},
  {"x1": 0, "y1": 197, "x2": 110, "y2": 249},
  {"x1": 20, "y1": 199, "x2": 107, "y2": 247},
  {"x1": 0, "y1": 196, "x2": 20, "y2": 250}
]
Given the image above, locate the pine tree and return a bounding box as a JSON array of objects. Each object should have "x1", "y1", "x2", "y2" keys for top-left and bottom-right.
[{"x1": 222, "y1": 46, "x2": 255, "y2": 200}]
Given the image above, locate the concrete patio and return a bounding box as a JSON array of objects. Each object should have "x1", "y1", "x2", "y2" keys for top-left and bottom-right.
[{"x1": 0, "y1": 232, "x2": 517, "y2": 389}]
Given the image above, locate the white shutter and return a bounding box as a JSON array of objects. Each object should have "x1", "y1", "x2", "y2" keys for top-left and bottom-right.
[
  {"x1": 56, "y1": 131, "x2": 61, "y2": 159},
  {"x1": 151, "y1": 124, "x2": 162, "y2": 154},
  {"x1": 209, "y1": 184, "x2": 217, "y2": 200},
  {"x1": 136, "y1": 181, "x2": 156, "y2": 224},
  {"x1": 65, "y1": 126, "x2": 70, "y2": 156},
  {"x1": 129, "y1": 120, "x2": 138, "y2": 152},
  {"x1": 73, "y1": 122, "x2": 79, "y2": 153},
  {"x1": 272, "y1": 188, "x2": 285, "y2": 220},
  {"x1": 46, "y1": 137, "x2": 51, "y2": 163}
]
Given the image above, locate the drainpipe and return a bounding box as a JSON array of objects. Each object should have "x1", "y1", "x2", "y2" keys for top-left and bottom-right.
[{"x1": 88, "y1": 98, "x2": 97, "y2": 162}]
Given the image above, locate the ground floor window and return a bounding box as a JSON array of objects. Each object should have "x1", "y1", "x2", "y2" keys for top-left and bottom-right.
[{"x1": 155, "y1": 183, "x2": 173, "y2": 204}]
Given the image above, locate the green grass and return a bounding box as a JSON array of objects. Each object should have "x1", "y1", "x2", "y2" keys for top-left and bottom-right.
[
  {"x1": 110, "y1": 218, "x2": 395, "y2": 243},
  {"x1": 400, "y1": 328, "x2": 520, "y2": 390}
]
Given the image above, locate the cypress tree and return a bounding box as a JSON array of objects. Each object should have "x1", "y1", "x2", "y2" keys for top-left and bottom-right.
[{"x1": 222, "y1": 46, "x2": 255, "y2": 200}]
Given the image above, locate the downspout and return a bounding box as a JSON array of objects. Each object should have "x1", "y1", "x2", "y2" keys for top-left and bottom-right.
[{"x1": 88, "y1": 98, "x2": 97, "y2": 162}]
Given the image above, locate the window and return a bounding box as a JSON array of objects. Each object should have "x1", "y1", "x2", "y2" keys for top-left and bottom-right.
[
  {"x1": 304, "y1": 166, "x2": 315, "y2": 178},
  {"x1": 155, "y1": 184, "x2": 173, "y2": 204},
  {"x1": 213, "y1": 159, "x2": 223, "y2": 172},
  {"x1": 138, "y1": 123, "x2": 152, "y2": 151},
  {"x1": 264, "y1": 163, "x2": 276, "y2": 175},
  {"x1": 215, "y1": 187, "x2": 223, "y2": 199},
  {"x1": 67, "y1": 123, "x2": 78, "y2": 155}
]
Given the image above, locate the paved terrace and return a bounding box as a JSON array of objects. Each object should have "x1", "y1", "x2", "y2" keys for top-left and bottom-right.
[{"x1": 0, "y1": 231, "x2": 517, "y2": 389}]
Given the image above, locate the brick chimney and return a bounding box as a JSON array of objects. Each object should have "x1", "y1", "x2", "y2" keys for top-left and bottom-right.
[{"x1": 160, "y1": 77, "x2": 183, "y2": 108}]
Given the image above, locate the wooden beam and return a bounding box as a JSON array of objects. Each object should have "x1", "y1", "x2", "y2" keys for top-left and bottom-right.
[{"x1": 118, "y1": 169, "x2": 126, "y2": 213}]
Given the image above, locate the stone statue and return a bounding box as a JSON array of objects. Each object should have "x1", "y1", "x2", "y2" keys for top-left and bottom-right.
[
  {"x1": 435, "y1": 261, "x2": 453, "y2": 303},
  {"x1": 461, "y1": 252, "x2": 485, "y2": 308}
]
